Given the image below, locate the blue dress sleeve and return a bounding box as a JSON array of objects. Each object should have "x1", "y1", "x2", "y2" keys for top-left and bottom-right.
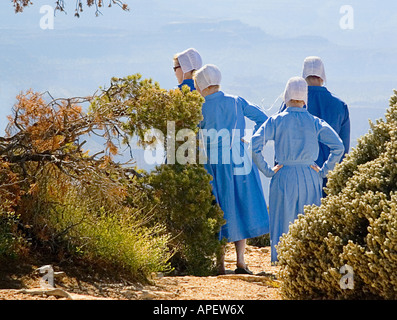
[
  {"x1": 316, "y1": 118, "x2": 345, "y2": 178},
  {"x1": 238, "y1": 97, "x2": 268, "y2": 133},
  {"x1": 251, "y1": 118, "x2": 276, "y2": 178}
]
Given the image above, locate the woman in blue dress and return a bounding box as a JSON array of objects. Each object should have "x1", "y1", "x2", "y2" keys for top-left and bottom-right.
[
  {"x1": 251, "y1": 77, "x2": 344, "y2": 263},
  {"x1": 173, "y1": 48, "x2": 202, "y2": 91},
  {"x1": 194, "y1": 64, "x2": 270, "y2": 274},
  {"x1": 279, "y1": 57, "x2": 350, "y2": 197}
]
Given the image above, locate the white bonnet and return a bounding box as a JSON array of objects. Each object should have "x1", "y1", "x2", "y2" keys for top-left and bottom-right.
[
  {"x1": 302, "y1": 56, "x2": 327, "y2": 84},
  {"x1": 175, "y1": 48, "x2": 203, "y2": 74},
  {"x1": 283, "y1": 76, "x2": 308, "y2": 106},
  {"x1": 194, "y1": 64, "x2": 222, "y2": 91}
]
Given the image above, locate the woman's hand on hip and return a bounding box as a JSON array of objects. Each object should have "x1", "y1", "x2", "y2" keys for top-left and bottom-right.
[
  {"x1": 272, "y1": 164, "x2": 283, "y2": 174},
  {"x1": 311, "y1": 164, "x2": 321, "y2": 172}
]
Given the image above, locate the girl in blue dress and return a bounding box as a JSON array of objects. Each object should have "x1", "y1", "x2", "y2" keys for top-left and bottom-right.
[
  {"x1": 251, "y1": 77, "x2": 344, "y2": 263},
  {"x1": 194, "y1": 64, "x2": 270, "y2": 274},
  {"x1": 173, "y1": 48, "x2": 202, "y2": 91}
]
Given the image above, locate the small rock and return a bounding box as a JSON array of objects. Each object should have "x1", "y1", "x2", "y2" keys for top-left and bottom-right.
[
  {"x1": 120, "y1": 289, "x2": 138, "y2": 300},
  {"x1": 19, "y1": 288, "x2": 72, "y2": 300},
  {"x1": 150, "y1": 272, "x2": 164, "y2": 280},
  {"x1": 138, "y1": 290, "x2": 157, "y2": 300}
]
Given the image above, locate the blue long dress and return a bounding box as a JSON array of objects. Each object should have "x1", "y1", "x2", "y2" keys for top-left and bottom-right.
[
  {"x1": 200, "y1": 91, "x2": 269, "y2": 242},
  {"x1": 251, "y1": 107, "x2": 344, "y2": 262},
  {"x1": 280, "y1": 86, "x2": 350, "y2": 196}
]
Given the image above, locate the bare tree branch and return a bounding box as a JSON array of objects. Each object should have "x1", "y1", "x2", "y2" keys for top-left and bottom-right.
[{"x1": 12, "y1": 0, "x2": 129, "y2": 17}]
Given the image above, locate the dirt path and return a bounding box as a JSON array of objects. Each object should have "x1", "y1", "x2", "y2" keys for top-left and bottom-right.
[{"x1": 0, "y1": 244, "x2": 282, "y2": 300}]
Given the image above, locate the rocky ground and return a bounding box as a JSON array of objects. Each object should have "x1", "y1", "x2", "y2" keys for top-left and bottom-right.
[{"x1": 0, "y1": 244, "x2": 282, "y2": 300}]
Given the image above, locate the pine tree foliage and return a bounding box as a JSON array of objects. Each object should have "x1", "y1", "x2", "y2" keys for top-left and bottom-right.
[
  {"x1": 140, "y1": 164, "x2": 225, "y2": 276},
  {"x1": 277, "y1": 90, "x2": 397, "y2": 299}
]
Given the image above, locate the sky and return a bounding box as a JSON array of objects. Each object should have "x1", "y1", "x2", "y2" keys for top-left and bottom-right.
[{"x1": 1, "y1": 0, "x2": 397, "y2": 198}]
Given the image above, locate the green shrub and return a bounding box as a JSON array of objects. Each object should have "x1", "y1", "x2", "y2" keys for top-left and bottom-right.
[
  {"x1": 17, "y1": 163, "x2": 172, "y2": 281},
  {"x1": 277, "y1": 91, "x2": 397, "y2": 299},
  {"x1": 247, "y1": 233, "x2": 270, "y2": 247},
  {"x1": 139, "y1": 164, "x2": 225, "y2": 276},
  {"x1": 0, "y1": 208, "x2": 26, "y2": 260},
  {"x1": 51, "y1": 200, "x2": 172, "y2": 281}
]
